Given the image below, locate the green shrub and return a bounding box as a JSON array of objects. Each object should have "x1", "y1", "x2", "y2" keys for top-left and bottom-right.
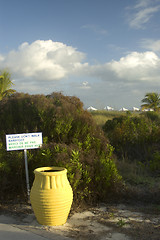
[
  {"x1": 0, "y1": 142, "x2": 26, "y2": 199},
  {"x1": 0, "y1": 92, "x2": 122, "y2": 203},
  {"x1": 144, "y1": 111, "x2": 160, "y2": 123},
  {"x1": 149, "y1": 151, "x2": 160, "y2": 174},
  {"x1": 103, "y1": 113, "x2": 160, "y2": 175}
]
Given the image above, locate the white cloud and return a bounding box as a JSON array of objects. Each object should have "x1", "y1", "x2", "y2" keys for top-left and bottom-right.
[
  {"x1": 0, "y1": 54, "x2": 4, "y2": 62},
  {"x1": 134, "y1": 0, "x2": 151, "y2": 9},
  {"x1": 131, "y1": 7, "x2": 159, "y2": 28},
  {"x1": 0, "y1": 40, "x2": 87, "y2": 82},
  {"x1": 127, "y1": 0, "x2": 160, "y2": 29},
  {"x1": 87, "y1": 51, "x2": 160, "y2": 83},
  {"x1": 140, "y1": 38, "x2": 160, "y2": 52},
  {"x1": 1, "y1": 39, "x2": 160, "y2": 104},
  {"x1": 80, "y1": 81, "x2": 91, "y2": 89},
  {"x1": 109, "y1": 51, "x2": 159, "y2": 77}
]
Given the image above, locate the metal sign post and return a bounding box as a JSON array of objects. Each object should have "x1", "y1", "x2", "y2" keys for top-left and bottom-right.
[
  {"x1": 24, "y1": 149, "x2": 30, "y2": 201},
  {"x1": 6, "y1": 132, "x2": 43, "y2": 202}
]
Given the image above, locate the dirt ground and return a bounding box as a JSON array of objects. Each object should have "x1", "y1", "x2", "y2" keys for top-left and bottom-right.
[{"x1": 0, "y1": 202, "x2": 160, "y2": 240}]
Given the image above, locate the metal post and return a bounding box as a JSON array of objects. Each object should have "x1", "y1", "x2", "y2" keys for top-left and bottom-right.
[{"x1": 24, "y1": 149, "x2": 30, "y2": 201}]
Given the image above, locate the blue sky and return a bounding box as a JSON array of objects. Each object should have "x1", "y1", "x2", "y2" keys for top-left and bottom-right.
[{"x1": 1, "y1": 0, "x2": 160, "y2": 109}]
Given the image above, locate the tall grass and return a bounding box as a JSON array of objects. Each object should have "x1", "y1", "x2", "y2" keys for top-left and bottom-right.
[{"x1": 90, "y1": 110, "x2": 140, "y2": 127}]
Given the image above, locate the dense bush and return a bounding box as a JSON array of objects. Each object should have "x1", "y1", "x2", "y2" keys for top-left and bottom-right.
[
  {"x1": 0, "y1": 92, "x2": 122, "y2": 203},
  {"x1": 103, "y1": 113, "x2": 160, "y2": 175}
]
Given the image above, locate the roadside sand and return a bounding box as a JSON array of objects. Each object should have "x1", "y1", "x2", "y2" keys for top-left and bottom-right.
[{"x1": 0, "y1": 203, "x2": 160, "y2": 240}]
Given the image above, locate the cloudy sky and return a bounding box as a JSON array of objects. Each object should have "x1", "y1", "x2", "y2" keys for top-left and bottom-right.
[{"x1": 1, "y1": 0, "x2": 160, "y2": 109}]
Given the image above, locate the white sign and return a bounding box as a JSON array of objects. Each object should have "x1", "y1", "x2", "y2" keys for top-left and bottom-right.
[{"x1": 6, "y1": 132, "x2": 43, "y2": 151}]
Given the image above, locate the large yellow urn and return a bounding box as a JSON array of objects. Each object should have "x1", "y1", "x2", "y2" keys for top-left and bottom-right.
[{"x1": 30, "y1": 166, "x2": 73, "y2": 226}]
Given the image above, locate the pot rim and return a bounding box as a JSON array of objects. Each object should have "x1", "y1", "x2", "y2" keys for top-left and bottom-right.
[{"x1": 34, "y1": 166, "x2": 67, "y2": 175}]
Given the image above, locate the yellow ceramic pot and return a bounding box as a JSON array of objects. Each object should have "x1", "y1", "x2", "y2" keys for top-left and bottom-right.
[{"x1": 30, "y1": 166, "x2": 73, "y2": 226}]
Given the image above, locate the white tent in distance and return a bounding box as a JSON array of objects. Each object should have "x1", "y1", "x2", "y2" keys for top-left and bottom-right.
[{"x1": 87, "y1": 106, "x2": 98, "y2": 111}]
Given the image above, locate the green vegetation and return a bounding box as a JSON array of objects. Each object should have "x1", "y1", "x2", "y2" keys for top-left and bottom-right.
[
  {"x1": 117, "y1": 218, "x2": 127, "y2": 227},
  {"x1": 91, "y1": 110, "x2": 125, "y2": 127},
  {"x1": 102, "y1": 111, "x2": 160, "y2": 202},
  {"x1": 103, "y1": 112, "x2": 160, "y2": 172},
  {"x1": 0, "y1": 92, "x2": 122, "y2": 203},
  {"x1": 0, "y1": 69, "x2": 16, "y2": 100},
  {"x1": 141, "y1": 92, "x2": 160, "y2": 111},
  {"x1": 91, "y1": 110, "x2": 140, "y2": 127},
  {"x1": 1, "y1": 88, "x2": 160, "y2": 205}
]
